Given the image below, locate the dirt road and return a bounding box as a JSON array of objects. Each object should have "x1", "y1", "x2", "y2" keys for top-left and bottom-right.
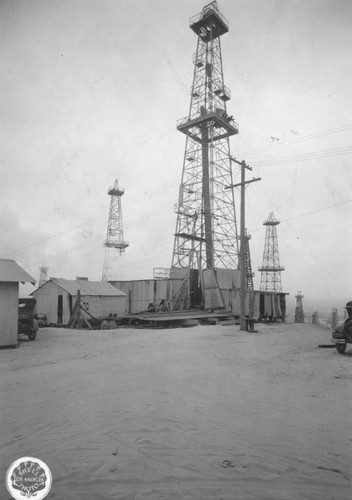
[{"x1": 0, "y1": 322, "x2": 351, "y2": 499}]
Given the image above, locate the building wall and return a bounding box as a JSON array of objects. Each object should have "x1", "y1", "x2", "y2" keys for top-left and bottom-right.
[
  {"x1": 0, "y1": 282, "x2": 19, "y2": 347},
  {"x1": 111, "y1": 276, "x2": 286, "y2": 320},
  {"x1": 33, "y1": 282, "x2": 126, "y2": 324},
  {"x1": 32, "y1": 282, "x2": 71, "y2": 324},
  {"x1": 112, "y1": 279, "x2": 180, "y2": 314},
  {"x1": 113, "y1": 280, "x2": 156, "y2": 314},
  {"x1": 82, "y1": 296, "x2": 125, "y2": 317}
]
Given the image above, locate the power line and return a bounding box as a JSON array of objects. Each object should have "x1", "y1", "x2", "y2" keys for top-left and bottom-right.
[
  {"x1": 249, "y1": 197, "x2": 352, "y2": 235},
  {"x1": 255, "y1": 185, "x2": 351, "y2": 295},
  {"x1": 1, "y1": 199, "x2": 175, "y2": 259},
  {"x1": 242, "y1": 124, "x2": 352, "y2": 157},
  {"x1": 0, "y1": 215, "x2": 106, "y2": 258},
  {"x1": 251, "y1": 145, "x2": 352, "y2": 169},
  {"x1": 280, "y1": 199, "x2": 352, "y2": 223}
]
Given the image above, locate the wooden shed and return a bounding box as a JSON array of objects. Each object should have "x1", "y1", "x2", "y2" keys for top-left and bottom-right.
[
  {"x1": 31, "y1": 278, "x2": 126, "y2": 325},
  {"x1": 0, "y1": 259, "x2": 35, "y2": 348}
]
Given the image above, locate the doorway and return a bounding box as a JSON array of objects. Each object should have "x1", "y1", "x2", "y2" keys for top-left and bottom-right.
[{"x1": 57, "y1": 295, "x2": 63, "y2": 324}]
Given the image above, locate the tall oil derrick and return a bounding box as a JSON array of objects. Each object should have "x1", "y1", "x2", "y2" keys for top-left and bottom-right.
[
  {"x1": 171, "y1": 1, "x2": 239, "y2": 272},
  {"x1": 102, "y1": 179, "x2": 129, "y2": 282},
  {"x1": 258, "y1": 212, "x2": 284, "y2": 292},
  {"x1": 294, "y1": 291, "x2": 305, "y2": 323},
  {"x1": 244, "y1": 230, "x2": 254, "y2": 290}
]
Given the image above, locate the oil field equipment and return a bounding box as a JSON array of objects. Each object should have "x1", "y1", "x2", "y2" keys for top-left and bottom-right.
[
  {"x1": 259, "y1": 212, "x2": 285, "y2": 293},
  {"x1": 171, "y1": 1, "x2": 240, "y2": 273},
  {"x1": 102, "y1": 179, "x2": 129, "y2": 281}
]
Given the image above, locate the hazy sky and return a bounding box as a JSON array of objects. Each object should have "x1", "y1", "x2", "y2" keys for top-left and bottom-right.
[{"x1": 1, "y1": 0, "x2": 351, "y2": 311}]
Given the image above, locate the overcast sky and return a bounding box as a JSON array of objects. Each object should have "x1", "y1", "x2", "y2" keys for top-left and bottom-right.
[{"x1": 1, "y1": 0, "x2": 351, "y2": 312}]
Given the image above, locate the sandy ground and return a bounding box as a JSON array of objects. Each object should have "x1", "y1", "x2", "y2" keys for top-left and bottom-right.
[{"x1": 0, "y1": 322, "x2": 351, "y2": 500}]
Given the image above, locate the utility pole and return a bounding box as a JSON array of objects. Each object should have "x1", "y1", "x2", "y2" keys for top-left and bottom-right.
[{"x1": 226, "y1": 158, "x2": 260, "y2": 330}]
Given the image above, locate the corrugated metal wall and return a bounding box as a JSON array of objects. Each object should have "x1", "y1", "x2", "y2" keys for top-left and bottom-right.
[
  {"x1": 112, "y1": 279, "x2": 184, "y2": 314},
  {"x1": 113, "y1": 280, "x2": 157, "y2": 314},
  {"x1": 111, "y1": 276, "x2": 286, "y2": 320},
  {"x1": 84, "y1": 296, "x2": 126, "y2": 317},
  {"x1": 0, "y1": 282, "x2": 19, "y2": 347}
]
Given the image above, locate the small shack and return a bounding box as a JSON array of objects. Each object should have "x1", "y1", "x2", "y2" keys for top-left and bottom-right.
[
  {"x1": 31, "y1": 278, "x2": 126, "y2": 325},
  {"x1": 0, "y1": 259, "x2": 36, "y2": 348}
]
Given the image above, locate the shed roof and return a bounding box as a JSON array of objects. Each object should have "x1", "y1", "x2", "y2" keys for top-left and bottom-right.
[
  {"x1": 39, "y1": 278, "x2": 126, "y2": 297},
  {"x1": 0, "y1": 259, "x2": 35, "y2": 284}
]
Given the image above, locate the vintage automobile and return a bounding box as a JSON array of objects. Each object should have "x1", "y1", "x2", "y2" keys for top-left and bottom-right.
[
  {"x1": 18, "y1": 298, "x2": 39, "y2": 341},
  {"x1": 36, "y1": 313, "x2": 48, "y2": 328},
  {"x1": 331, "y1": 301, "x2": 352, "y2": 354}
]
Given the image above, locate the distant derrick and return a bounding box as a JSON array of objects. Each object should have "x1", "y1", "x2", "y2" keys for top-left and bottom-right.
[
  {"x1": 294, "y1": 291, "x2": 305, "y2": 323},
  {"x1": 258, "y1": 212, "x2": 284, "y2": 292},
  {"x1": 244, "y1": 230, "x2": 254, "y2": 290},
  {"x1": 312, "y1": 311, "x2": 319, "y2": 325},
  {"x1": 331, "y1": 307, "x2": 338, "y2": 329},
  {"x1": 39, "y1": 266, "x2": 49, "y2": 287},
  {"x1": 102, "y1": 179, "x2": 129, "y2": 281}
]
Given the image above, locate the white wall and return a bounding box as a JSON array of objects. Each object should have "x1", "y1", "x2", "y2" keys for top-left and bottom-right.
[
  {"x1": 33, "y1": 282, "x2": 71, "y2": 324},
  {"x1": 0, "y1": 282, "x2": 19, "y2": 347},
  {"x1": 113, "y1": 279, "x2": 180, "y2": 314},
  {"x1": 33, "y1": 282, "x2": 126, "y2": 323},
  {"x1": 83, "y1": 296, "x2": 125, "y2": 317}
]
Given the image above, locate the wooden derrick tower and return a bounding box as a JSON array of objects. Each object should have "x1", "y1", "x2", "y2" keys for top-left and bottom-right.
[
  {"x1": 294, "y1": 291, "x2": 305, "y2": 323},
  {"x1": 258, "y1": 212, "x2": 284, "y2": 292},
  {"x1": 244, "y1": 230, "x2": 254, "y2": 290},
  {"x1": 171, "y1": 1, "x2": 240, "y2": 272},
  {"x1": 102, "y1": 179, "x2": 129, "y2": 281}
]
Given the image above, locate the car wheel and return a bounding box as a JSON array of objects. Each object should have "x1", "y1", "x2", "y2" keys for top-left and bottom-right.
[
  {"x1": 336, "y1": 342, "x2": 346, "y2": 354},
  {"x1": 344, "y1": 319, "x2": 352, "y2": 343},
  {"x1": 28, "y1": 329, "x2": 37, "y2": 341}
]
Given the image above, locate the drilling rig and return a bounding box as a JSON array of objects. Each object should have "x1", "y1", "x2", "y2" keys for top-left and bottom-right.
[
  {"x1": 258, "y1": 212, "x2": 285, "y2": 293},
  {"x1": 244, "y1": 230, "x2": 254, "y2": 290},
  {"x1": 171, "y1": 1, "x2": 240, "y2": 301},
  {"x1": 102, "y1": 179, "x2": 129, "y2": 281},
  {"x1": 294, "y1": 291, "x2": 305, "y2": 323}
]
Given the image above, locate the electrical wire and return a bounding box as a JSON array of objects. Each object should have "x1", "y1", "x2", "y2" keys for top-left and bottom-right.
[
  {"x1": 8, "y1": 199, "x2": 176, "y2": 272},
  {"x1": 256, "y1": 185, "x2": 351, "y2": 295},
  {"x1": 1, "y1": 194, "x2": 176, "y2": 259},
  {"x1": 280, "y1": 199, "x2": 352, "y2": 223},
  {"x1": 250, "y1": 145, "x2": 352, "y2": 169},
  {"x1": 4, "y1": 125, "x2": 351, "y2": 279},
  {"x1": 242, "y1": 124, "x2": 352, "y2": 157}
]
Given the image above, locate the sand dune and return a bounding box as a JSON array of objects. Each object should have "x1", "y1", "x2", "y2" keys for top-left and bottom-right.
[{"x1": 1, "y1": 323, "x2": 351, "y2": 499}]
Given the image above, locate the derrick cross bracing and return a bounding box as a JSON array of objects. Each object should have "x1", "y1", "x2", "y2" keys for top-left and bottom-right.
[
  {"x1": 102, "y1": 179, "x2": 129, "y2": 282},
  {"x1": 172, "y1": 1, "x2": 240, "y2": 271},
  {"x1": 258, "y1": 212, "x2": 285, "y2": 293}
]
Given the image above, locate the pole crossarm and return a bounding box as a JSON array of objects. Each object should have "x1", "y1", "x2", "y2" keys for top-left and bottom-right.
[
  {"x1": 225, "y1": 177, "x2": 261, "y2": 190},
  {"x1": 230, "y1": 157, "x2": 252, "y2": 170}
]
